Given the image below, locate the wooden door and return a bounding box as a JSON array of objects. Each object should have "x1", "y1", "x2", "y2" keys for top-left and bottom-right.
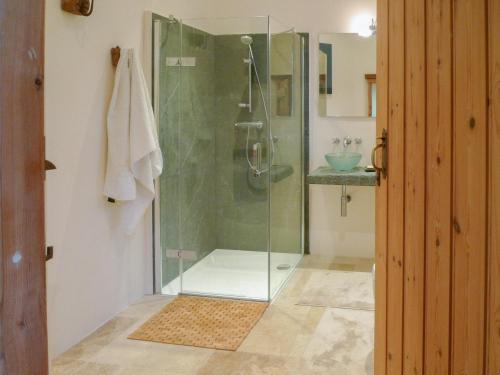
[
  {"x1": 0, "y1": 0, "x2": 49, "y2": 374},
  {"x1": 374, "y1": 0, "x2": 500, "y2": 374}
]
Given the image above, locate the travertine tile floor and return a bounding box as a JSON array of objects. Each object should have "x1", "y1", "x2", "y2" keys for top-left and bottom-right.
[{"x1": 51, "y1": 256, "x2": 374, "y2": 375}]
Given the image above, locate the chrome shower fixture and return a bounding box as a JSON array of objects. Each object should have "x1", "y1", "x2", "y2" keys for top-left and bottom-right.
[
  {"x1": 240, "y1": 35, "x2": 254, "y2": 45},
  {"x1": 239, "y1": 35, "x2": 254, "y2": 112},
  {"x1": 167, "y1": 15, "x2": 178, "y2": 24},
  {"x1": 238, "y1": 33, "x2": 274, "y2": 177}
]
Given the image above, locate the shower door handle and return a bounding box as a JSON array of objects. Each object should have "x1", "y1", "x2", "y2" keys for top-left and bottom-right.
[{"x1": 252, "y1": 143, "x2": 262, "y2": 175}]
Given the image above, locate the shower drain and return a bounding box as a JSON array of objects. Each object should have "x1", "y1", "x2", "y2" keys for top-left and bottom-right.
[{"x1": 276, "y1": 264, "x2": 291, "y2": 271}]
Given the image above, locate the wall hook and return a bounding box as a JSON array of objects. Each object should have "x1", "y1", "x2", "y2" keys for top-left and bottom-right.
[{"x1": 111, "y1": 46, "x2": 121, "y2": 67}]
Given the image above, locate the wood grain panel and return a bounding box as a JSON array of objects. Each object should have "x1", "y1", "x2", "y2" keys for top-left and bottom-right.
[
  {"x1": 374, "y1": 0, "x2": 389, "y2": 372},
  {"x1": 487, "y1": 0, "x2": 500, "y2": 371},
  {"x1": 377, "y1": 0, "x2": 495, "y2": 372},
  {"x1": 386, "y1": 0, "x2": 405, "y2": 372},
  {"x1": 403, "y1": 0, "x2": 426, "y2": 372},
  {"x1": 0, "y1": 0, "x2": 48, "y2": 373},
  {"x1": 424, "y1": 0, "x2": 453, "y2": 373},
  {"x1": 451, "y1": 0, "x2": 488, "y2": 373}
]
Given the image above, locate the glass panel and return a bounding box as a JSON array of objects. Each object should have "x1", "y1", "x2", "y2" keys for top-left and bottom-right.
[
  {"x1": 176, "y1": 16, "x2": 271, "y2": 300},
  {"x1": 269, "y1": 20, "x2": 304, "y2": 298},
  {"x1": 154, "y1": 14, "x2": 182, "y2": 295}
]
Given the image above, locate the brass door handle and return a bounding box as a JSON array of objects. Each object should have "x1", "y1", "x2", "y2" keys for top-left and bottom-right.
[{"x1": 371, "y1": 128, "x2": 387, "y2": 185}]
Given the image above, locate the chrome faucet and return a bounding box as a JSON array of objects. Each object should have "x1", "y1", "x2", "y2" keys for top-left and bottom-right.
[{"x1": 333, "y1": 136, "x2": 362, "y2": 150}]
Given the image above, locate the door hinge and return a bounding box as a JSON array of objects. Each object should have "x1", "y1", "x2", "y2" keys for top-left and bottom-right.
[
  {"x1": 165, "y1": 249, "x2": 198, "y2": 261},
  {"x1": 46, "y1": 246, "x2": 54, "y2": 261},
  {"x1": 45, "y1": 160, "x2": 56, "y2": 171}
]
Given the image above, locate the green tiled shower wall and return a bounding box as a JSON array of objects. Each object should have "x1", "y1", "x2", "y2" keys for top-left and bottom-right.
[
  {"x1": 156, "y1": 15, "x2": 304, "y2": 288},
  {"x1": 214, "y1": 34, "x2": 270, "y2": 252}
]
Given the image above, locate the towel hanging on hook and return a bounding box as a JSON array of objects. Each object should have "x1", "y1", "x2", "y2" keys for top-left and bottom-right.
[{"x1": 104, "y1": 48, "x2": 163, "y2": 233}]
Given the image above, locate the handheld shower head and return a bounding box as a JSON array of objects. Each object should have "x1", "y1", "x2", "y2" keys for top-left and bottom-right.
[{"x1": 240, "y1": 35, "x2": 253, "y2": 45}]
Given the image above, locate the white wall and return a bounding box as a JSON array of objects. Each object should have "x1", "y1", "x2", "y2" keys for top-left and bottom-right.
[
  {"x1": 45, "y1": 0, "x2": 376, "y2": 359},
  {"x1": 44, "y1": 0, "x2": 214, "y2": 359},
  {"x1": 45, "y1": 0, "x2": 150, "y2": 359},
  {"x1": 309, "y1": 119, "x2": 375, "y2": 257}
]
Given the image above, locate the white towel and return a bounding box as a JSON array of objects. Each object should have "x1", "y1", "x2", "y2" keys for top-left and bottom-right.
[{"x1": 104, "y1": 48, "x2": 163, "y2": 234}]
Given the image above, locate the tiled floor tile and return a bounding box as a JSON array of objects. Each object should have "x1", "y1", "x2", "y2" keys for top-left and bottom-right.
[
  {"x1": 51, "y1": 256, "x2": 374, "y2": 375},
  {"x1": 303, "y1": 308, "x2": 374, "y2": 374},
  {"x1": 198, "y1": 351, "x2": 307, "y2": 375}
]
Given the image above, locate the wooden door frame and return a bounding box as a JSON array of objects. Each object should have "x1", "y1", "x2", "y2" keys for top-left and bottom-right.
[
  {"x1": 487, "y1": 0, "x2": 500, "y2": 371},
  {"x1": 0, "y1": 0, "x2": 48, "y2": 373},
  {"x1": 375, "y1": 0, "x2": 500, "y2": 374}
]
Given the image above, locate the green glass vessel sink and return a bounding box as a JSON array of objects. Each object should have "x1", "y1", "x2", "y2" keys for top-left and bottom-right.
[{"x1": 325, "y1": 152, "x2": 362, "y2": 171}]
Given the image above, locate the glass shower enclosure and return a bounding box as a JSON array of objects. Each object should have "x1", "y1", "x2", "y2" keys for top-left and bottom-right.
[{"x1": 152, "y1": 14, "x2": 304, "y2": 301}]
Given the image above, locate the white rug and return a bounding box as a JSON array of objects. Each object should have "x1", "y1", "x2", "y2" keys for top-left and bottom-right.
[{"x1": 297, "y1": 270, "x2": 374, "y2": 310}]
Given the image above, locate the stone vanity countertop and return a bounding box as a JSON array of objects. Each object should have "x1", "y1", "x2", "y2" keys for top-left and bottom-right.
[{"x1": 307, "y1": 166, "x2": 377, "y2": 186}]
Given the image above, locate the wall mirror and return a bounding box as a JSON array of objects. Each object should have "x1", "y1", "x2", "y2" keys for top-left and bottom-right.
[{"x1": 318, "y1": 33, "x2": 376, "y2": 118}]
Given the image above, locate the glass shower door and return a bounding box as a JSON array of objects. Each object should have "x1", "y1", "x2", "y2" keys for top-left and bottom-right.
[
  {"x1": 154, "y1": 14, "x2": 183, "y2": 295},
  {"x1": 176, "y1": 17, "x2": 271, "y2": 300},
  {"x1": 268, "y1": 24, "x2": 304, "y2": 298}
]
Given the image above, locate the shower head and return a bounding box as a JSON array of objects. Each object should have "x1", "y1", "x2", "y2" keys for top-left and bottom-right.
[{"x1": 240, "y1": 35, "x2": 253, "y2": 45}]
